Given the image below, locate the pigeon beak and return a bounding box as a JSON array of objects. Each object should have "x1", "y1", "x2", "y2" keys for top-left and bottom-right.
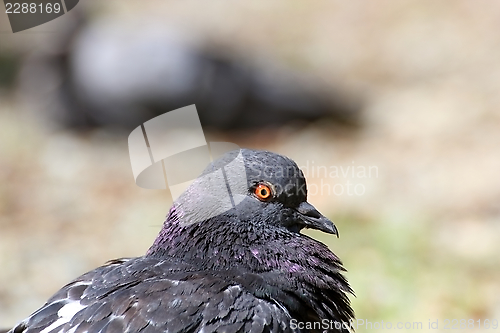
[{"x1": 296, "y1": 202, "x2": 339, "y2": 237}]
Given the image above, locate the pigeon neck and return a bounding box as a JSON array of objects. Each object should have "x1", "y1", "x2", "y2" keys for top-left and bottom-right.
[
  {"x1": 145, "y1": 206, "x2": 342, "y2": 277},
  {"x1": 146, "y1": 212, "x2": 271, "y2": 270}
]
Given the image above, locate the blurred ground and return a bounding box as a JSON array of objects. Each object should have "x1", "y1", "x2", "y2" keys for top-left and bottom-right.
[{"x1": 1, "y1": 1, "x2": 500, "y2": 331}]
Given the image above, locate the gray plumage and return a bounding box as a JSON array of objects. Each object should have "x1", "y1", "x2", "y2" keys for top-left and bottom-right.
[{"x1": 9, "y1": 149, "x2": 354, "y2": 333}]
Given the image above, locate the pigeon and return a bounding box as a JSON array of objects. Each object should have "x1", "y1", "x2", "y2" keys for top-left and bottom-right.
[
  {"x1": 17, "y1": 16, "x2": 361, "y2": 131},
  {"x1": 8, "y1": 149, "x2": 354, "y2": 333}
]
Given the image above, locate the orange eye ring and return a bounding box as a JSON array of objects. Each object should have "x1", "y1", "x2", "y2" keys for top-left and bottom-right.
[{"x1": 254, "y1": 183, "x2": 272, "y2": 201}]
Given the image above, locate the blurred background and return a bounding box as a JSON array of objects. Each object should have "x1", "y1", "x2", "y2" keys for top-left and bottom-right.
[{"x1": 1, "y1": 1, "x2": 500, "y2": 331}]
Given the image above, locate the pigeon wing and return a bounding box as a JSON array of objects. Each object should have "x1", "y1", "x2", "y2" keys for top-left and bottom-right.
[{"x1": 9, "y1": 258, "x2": 295, "y2": 333}]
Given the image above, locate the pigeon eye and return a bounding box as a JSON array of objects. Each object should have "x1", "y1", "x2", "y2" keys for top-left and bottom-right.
[{"x1": 254, "y1": 184, "x2": 272, "y2": 201}]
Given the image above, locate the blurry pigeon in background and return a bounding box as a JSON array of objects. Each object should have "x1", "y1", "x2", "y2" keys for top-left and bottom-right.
[
  {"x1": 8, "y1": 149, "x2": 354, "y2": 333},
  {"x1": 17, "y1": 15, "x2": 361, "y2": 131}
]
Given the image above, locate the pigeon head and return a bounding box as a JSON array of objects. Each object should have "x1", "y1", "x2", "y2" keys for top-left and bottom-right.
[
  {"x1": 207, "y1": 148, "x2": 339, "y2": 236},
  {"x1": 148, "y1": 149, "x2": 340, "y2": 264}
]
